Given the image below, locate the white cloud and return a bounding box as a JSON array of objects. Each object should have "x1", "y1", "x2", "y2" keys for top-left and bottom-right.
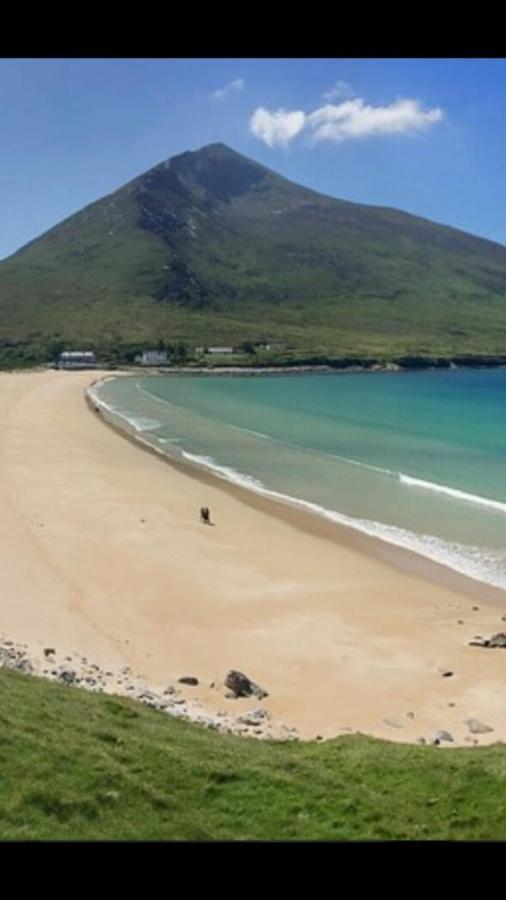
[
  {"x1": 322, "y1": 80, "x2": 355, "y2": 101},
  {"x1": 249, "y1": 106, "x2": 306, "y2": 148},
  {"x1": 211, "y1": 78, "x2": 245, "y2": 100},
  {"x1": 249, "y1": 97, "x2": 444, "y2": 147},
  {"x1": 308, "y1": 98, "x2": 444, "y2": 143}
]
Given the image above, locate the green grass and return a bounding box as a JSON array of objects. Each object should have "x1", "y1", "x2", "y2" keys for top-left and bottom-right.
[{"x1": 2, "y1": 667, "x2": 506, "y2": 840}]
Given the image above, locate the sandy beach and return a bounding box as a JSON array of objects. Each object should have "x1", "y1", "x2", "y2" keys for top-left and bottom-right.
[{"x1": 1, "y1": 368, "x2": 506, "y2": 745}]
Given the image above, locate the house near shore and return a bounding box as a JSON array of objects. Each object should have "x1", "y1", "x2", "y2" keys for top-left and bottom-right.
[
  {"x1": 139, "y1": 349, "x2": 168, "y2": 366},
  {"x1": 259, "y1": 340, "x2": 286, "y2": 351},
  {"x1": 58, "y1": 351, "x2": 97, "y2": 370},
  {"x1": 206, "y1": 346, "x2": 234, "y2": 354}
]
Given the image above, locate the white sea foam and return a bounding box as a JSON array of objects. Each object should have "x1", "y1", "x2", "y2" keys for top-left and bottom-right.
[
  {"x1": 121, "y1": 415, "x2": 163, "y2": 433},
  {"x1": 88, "y1": 381, "x2": 506, "y2": 590},
  {"x1": 181, "y1": 450, "x2": 506, "y2": 590},
  {"x1": 399, "y1": 473, "x2": 506, "y2": 513}
]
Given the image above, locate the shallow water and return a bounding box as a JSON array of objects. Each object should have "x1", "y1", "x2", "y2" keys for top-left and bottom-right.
[{"x1": 91, "y1": 369, "x2": 506, "y2": 590}]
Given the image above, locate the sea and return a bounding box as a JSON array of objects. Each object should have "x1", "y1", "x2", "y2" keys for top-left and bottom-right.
[{"x1": 89, "y1": 369, "x2": 506, "y2": 591}]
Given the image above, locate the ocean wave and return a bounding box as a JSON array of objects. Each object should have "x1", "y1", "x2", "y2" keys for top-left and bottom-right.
[
  {"x1": 121, "y1": 415, "x2": 163, "y2": 433},
  {"x1": 399, "y1": 473, "x2": 506, "y2": 513},
  {"x1": 181, "y1": 450, "x2": 506, "y2": 590},
  {"x1": 181, "y1": 452, "x2": 265, "y2": 490},
  {"x1": 87, "y1": 382, "x2": 506, "y2": 590}
]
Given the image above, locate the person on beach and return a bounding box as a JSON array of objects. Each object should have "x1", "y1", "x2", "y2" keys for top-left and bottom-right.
[{"x1": 200, "y1": 506, "x2": 210, "y2": 524}]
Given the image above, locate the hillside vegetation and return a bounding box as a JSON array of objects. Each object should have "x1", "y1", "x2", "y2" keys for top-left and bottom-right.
[
  {"x1": 2, "y1": 667, "x2": 506, "y2": 840},
  {"x1": 1, "y1": 144, "x2": 506, "y2": 367}
]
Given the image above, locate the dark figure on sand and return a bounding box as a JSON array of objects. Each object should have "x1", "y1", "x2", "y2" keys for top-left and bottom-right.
[{"x1": 200, "y1": 507, "x2": 211, "y2": 525}]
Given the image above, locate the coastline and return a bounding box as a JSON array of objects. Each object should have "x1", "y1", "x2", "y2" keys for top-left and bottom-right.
[
  {"x1": 1, "y1": 369, "x2": 506, "y2": 748},
  {"x1": 87, "y1": 375, "x2": 505, "y2": 608}
]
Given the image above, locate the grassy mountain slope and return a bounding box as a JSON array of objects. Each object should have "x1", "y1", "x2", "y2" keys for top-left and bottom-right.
[
  {"x1": 2, "y1": 666, "x2": 506, "y2": 840},
  {"x1": 2, "y1": 143, "x2": 506, "y2": 365}
]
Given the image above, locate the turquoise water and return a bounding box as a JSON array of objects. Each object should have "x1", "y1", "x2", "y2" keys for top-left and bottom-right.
[{"x1": 90, "y1": 370, "x2": 506, "y2": 589}]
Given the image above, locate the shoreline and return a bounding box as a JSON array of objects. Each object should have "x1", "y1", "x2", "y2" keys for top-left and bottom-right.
[
  {"x1": 2, "y1": 369, "x2": 506, "y2": 748},
  {"x1": 87, "y1": 375, "x2": 505, "y2": 607},
  {"x1": 111, "y1": 359, "x2": 506, "y2": 377}
]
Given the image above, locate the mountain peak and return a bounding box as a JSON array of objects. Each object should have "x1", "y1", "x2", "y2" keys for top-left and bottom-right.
[{"x1": 146, "y1": 142, "x2": 270, "y2": 206}]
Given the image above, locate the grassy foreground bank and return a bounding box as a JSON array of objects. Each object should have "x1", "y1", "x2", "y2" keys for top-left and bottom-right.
[{"x1": 2, "y1": 667, "x2": 506, "y2": 841}]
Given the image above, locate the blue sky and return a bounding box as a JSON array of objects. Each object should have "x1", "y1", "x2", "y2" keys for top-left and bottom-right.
[{"x1": 1, "y1": 57, "x2": 506, "y2": 260}]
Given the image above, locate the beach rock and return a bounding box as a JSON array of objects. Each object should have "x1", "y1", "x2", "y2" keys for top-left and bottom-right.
[
  {"x1": 464, "y1": 718, "x2": 493, "y2": 734},
  {"x1": 470, "y1": 632, "x2": 506, "y2": 649},
  {"x1": 472, "y1": 606, "x2": 480, "y2": 611},
  {"x1": 58, "y1": 669, "x2": 77, "y2": 685},
  {"x1": 441, "y1": 670, "x2": 454, "y2": 678},
  {"x1": 489, "y1": 633, "x2": 506, "y2": 648},
  {"x1": 224, "y1": 670, "x2": 268, "y2": 699},
  {"x1": 238, "y1": 708, "x2": 270, "y2": 727},
  {"x1": 433, "y1": 730, "x2": 454, "y2": 744},
  {"x1": 43, "y1": 647, "x2": 56, "y2": 657},
  {"x1": 178, "y1": 676, "x2": 199, "y2": 686}
]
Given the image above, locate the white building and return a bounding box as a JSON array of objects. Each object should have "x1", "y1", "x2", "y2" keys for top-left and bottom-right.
[
  {"x1": 58, "y1": 351, "x2": 97, "y2": 370},
  {"x1": 207, "y1": 346, "x2": 234, "y2": 354},
  {"x1": 140, "y1": 350, "x2": 168, "y2": 366}
]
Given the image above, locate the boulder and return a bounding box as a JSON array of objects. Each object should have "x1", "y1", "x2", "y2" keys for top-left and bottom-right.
[
  {"x1": 470, "y1": 632, "x2": 506, "y2": 649},
  {"x1": 464, "y1": 718, "x2": 493, "y2": 734},
  {"x1": 489, "y1": 633, "x2": 506, "y2": 648},
  {"x1": 224, "y1": 670, "x2": 268, "y2": 699}
]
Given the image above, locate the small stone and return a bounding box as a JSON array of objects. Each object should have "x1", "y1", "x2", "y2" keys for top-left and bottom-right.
[
  {"x1": 457, "y1": 620, "x2": 464, "y2": 625},
  {"x1": 433, "y1": 730, "x2": 454, "y2": 743},
  {"x1": 163, "y1": 686, "x2": 175, "y2": 696},
  {"x1": 472, "y1": 606, "x2": 480, "y2": 611},
  {"x1": 448, "y1": 702, "x2": 456, "y2": 708},
  {"x1": 316, "y1": 735, "x2": 324, "y2": 741},
  {"x1": 439, "y1": 670, "x2": 454, "y2": 678},
  {"x1": 178, "y1": 676, "x2": 199, "y2": 686},
  {"x1": 44, "y1": 648, "x2": 56, "y2": 657},
  {"x1": 238, "y1": 708, "x2": 270, "y2": 727},
  {"x1": 464, "y1": 718, "x2": 493, "y2": 735}
]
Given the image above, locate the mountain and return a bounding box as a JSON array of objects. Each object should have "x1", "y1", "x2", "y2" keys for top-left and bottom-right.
[{"x1": 2, "y1": 142, "x2": 506, "y2": 366}]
